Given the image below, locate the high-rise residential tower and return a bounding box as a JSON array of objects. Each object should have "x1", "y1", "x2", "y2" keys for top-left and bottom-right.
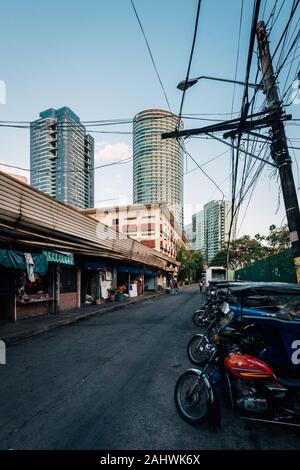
[
  {"x1": 133, "y1": 109, "x2": 183, "y2": 227},
  {"x1": 30, "y1": 107, "x2": 94, "y2": 209},
  {"x1": 205, "y1": 200, "x2": 235, "y2": 262},
  {"x1": 184, "y1": 222, "x2": 195, "y2": 250},
  {"x1": 187, "y1": 200, "x2": 236, "y2": 262}
]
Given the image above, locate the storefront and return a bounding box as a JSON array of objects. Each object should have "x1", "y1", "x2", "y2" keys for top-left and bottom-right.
[
  {"x1": 117, "y1": 265, "x2": 158, "y2": 296},
  {"x1": 144, "y1": 269, "x2": 159, "y2": 292},
  {"x1": 0, "y1": 249, "x2": 50, "y2": 322},
  {"x1": 0, "y1": 267, "x2": 15, "y2": 323},
  {"x1": 43, "y1": 251, "x2": 79, "y2": 312},
  {"x1": 81, "y1": 261, "x2": 113, "y2": 304}
]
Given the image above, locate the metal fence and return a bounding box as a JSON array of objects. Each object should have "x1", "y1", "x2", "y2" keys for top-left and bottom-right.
[{"x1": 235, "y1": 249, "x2": 296, "y2": 283}]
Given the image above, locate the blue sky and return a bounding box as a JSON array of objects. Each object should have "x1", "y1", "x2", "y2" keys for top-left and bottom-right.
[{"x1": 0, "y1": 0, "x2": 299, "y2": 236}]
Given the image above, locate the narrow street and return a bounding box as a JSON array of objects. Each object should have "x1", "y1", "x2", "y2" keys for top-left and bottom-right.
[{"x1": 0, "y1": 285, "x2": 299, "y2": 450}]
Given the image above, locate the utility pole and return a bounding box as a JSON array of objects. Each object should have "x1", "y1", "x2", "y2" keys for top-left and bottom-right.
[{"x1": 256, "y1": 21, "x2": 300, "y2": 283}]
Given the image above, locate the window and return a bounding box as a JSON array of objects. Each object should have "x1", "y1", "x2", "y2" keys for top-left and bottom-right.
[
  {"x1": 112, "y1": 218, "x2": 119, "y2": 225},
  {"x1": 123, "y1": 224, "x2": 137, "y2": 233}
]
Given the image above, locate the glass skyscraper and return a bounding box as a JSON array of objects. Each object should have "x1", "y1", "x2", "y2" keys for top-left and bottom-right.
[
  {"x1": 187, "y1": 200, "x2": 236, "y2": 262},
  {"x1": 30, "y1": 107, "x2": 94, "y2": 209},
  {"x1": 133, "y1": 109, "x2": 183, "y2": 227}
]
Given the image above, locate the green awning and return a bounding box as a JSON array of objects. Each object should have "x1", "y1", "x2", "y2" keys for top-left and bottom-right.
[
  {"x1": 43, "y1": 250, "x2": 74, "y2": 265},
  {"x1": 0, "y1": 249, "x2": 48, "y2": 273}
]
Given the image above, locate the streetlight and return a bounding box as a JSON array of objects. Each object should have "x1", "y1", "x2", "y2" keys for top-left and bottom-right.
[{"x1": 177, "y1": 75, "x2": 263, "y2": 91}]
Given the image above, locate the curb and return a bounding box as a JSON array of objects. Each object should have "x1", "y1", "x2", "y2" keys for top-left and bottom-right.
[{"x1": 3, "y1": 292, "x2": 165, "y2": 346}]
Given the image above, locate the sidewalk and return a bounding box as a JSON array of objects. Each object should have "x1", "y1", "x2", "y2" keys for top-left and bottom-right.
[{"x1": 0, "y1": 290, "x2": 166, "y2": 346}]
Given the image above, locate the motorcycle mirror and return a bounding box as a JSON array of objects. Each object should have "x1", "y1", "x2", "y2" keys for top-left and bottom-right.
[{"x1": 221, "y1": 301, "x2": 230, "y2": 314}]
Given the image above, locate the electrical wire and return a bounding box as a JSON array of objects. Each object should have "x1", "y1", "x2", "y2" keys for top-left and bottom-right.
[
  {"x1": 0, "y1": 156, "x2": 133, "y2": 174},
  {"x1": 178, "y1": 0, "x2": 202, "y2": 126},
  {"x1": 226, "y1": 0, "x2": 262, "y2": 268},
  {"x1": 130, "y1": 0, "x2": 171, "y2": 110},
  {"x1": 94, "y1": 148, "x2": 230, "y2": 204},
  {"x1": 230, "y1": 0, "x2": 244, "y2": 116}
]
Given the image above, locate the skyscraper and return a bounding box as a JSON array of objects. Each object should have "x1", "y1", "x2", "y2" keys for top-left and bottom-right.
[
  {"x1": 205, "y1": 200, "x2": 235, "y2": 262},
  {"x1": 184, "y1": 222, "x2": 195, "y2": 250},
  {"x1": 187, "y1": 200, "x2": 236, "y2": 262},
  {"x1": 133, "y1": 109, "x2": 183, "y2": 227},
  {"x1": 192, "y1": 209, "x2": 206, "y2": 253},
  {"x1": 30, "y1": 107, "x2": 94, "y2": 209}
]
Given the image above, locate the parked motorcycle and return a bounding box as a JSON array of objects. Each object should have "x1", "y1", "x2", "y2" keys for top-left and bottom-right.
[
  {"x1": 176, "y1": 282, "x2": 300, "y2": 428},
  {"x1": 192, "y1": 281, "x2": 250, "y2": 328}
]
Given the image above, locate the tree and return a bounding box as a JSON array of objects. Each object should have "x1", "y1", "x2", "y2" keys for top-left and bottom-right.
[
  {"x1": 255, "y1": 224, "x2": 290, "y2": 254},
  {"x1": 210, "y1": 250, "x2": 227, "y2": 267},
  {"x1": 210, "y1": 236, "x2": 268, "y2": 269},
  {"x1": 209, "y1": 225, "x2": 291, "y2": 270},
  {"x1": 176, "y1": 244, "x2": 203, "y2": 283}
]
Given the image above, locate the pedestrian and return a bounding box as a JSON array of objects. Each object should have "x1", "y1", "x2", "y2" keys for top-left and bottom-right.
[
  {"x1": 199, "y1": 280, "x2": 203, "y2": 293},
  {"x1": 174, "y1": 278, "x2": 179, "y2": 295}
]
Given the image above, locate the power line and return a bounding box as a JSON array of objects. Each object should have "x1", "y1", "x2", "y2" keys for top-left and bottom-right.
[
  {"x1": 0, "y1": 156, "x2": 133, "y2": 174},
  {"x1": 94, "y1": 148, "x2": 230, "y2": 204},
  {"x1": 130, "y1": 0, "x2": 171, "y2": 110},
  {"x1": 230, "y1": 0, "x2": 244, "y2": 116},
  {"x1": 180, "y1": 141, "x2": 225, "y2": 199},
  {"x1": 226, "y1": 0, "x2": 262, "y2": 269},
  {"x1": 249, "y1": 0, "x2": 300, "y2": 109},
  {"x1": 178, "y1": 0, "x2": 202, "y2": 125},
  {"x1": 0, "y1": 112, "x2": 251, "y2": 128}
]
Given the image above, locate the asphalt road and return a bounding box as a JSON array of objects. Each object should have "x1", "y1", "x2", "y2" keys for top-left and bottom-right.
[{"x1": 0, "y1": 285, "x2": 299, "y2": 450}]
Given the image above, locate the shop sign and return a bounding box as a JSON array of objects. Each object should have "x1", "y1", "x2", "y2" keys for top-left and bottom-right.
[{"x1": 85, "y1": 262, "x2": 106, "y2": 271}]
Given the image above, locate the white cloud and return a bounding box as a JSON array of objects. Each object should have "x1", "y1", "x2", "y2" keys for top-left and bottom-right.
[
  {"x1": 115, "y1": 173, "x2": 123, "y2": 184},
  {"x1": 95, "y1": 141, "x2": 132, "y2": 163}
]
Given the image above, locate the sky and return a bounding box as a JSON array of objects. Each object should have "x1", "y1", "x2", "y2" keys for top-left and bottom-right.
[{"x1": 0, "y1": 0, "x2": 299, "y2": 237}]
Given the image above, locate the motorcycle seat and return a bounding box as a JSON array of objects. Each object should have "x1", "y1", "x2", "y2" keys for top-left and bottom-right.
[{"x1": 277, "y1": 375, "x2": 300, "y2": 388}]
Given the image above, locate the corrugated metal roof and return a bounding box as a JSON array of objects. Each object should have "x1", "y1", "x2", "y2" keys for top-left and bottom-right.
[{"x1": 0, "y1": 172, "x2": 179, "y2": 271}]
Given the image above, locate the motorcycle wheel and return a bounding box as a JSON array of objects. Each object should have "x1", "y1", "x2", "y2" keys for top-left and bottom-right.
[
  {"x1": 174, "y1": 370, "x2": 210, "y2": 424},
  {"x1": 187, "y1": 334, "x2": 212, "y2": 365},
  {"x1": 193, "y1": 309, "x2": 208, "y2": 327}
]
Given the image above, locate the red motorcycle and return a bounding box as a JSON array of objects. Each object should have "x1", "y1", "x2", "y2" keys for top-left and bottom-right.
[{"x1": 175, "y1": 305, "x2": 300, "y2": 428}]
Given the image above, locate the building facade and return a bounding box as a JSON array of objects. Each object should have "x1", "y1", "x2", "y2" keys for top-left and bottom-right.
[
  {"x1": 184, "y1": 222, "x2": 195, "y2": 250},
  {"x1": 192, "y1": 210, "x2": 206, "y2": 253},
  {"x1": 187, "y1": 200, "x2": 236, "y2": 263},
  {"x1": 82, "y1": 203, "x2": 183, "y2": 260},
  {"x1": 30, "y1": 107, "x2": 94, "y2": 209},
  {"x1": 0, "y1": 172, "x2": 179, "y2": 323},
  {"x1": 133, "y1": 109, "x2": 184, "y2": 228}
]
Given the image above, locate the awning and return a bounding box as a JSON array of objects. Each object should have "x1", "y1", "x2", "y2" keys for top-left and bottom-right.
[
  {"x1": 0, "y1": 249, "x2": 48, "y2": 273},
  {"x1": 43, "y1": 250, "x2": 74, "y2": 266}
]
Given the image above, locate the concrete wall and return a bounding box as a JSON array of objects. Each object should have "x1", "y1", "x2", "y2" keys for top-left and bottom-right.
[
  {"x1": 59, "y1": 292, "x2": 78, "y2": 311},
  {"x1": 17, "y1": 302, "x2": 51, "y2": 320}
]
